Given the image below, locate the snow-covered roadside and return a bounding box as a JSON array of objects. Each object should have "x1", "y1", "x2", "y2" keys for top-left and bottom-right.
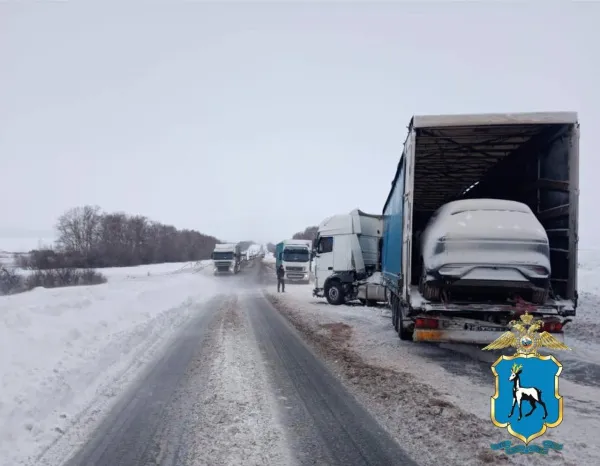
[
  {"x1": 99, "y1": 259, "x2": 213, "y2": 280},
  {"x1": 4, "y1": 259, "x2": 214, "y2": 280},
  {"x1": 0, "y1": 270, "x2": 222, "y2": 466},
  {"x1": 265, "y1": 284, "x2": 598, "y2": 466}
]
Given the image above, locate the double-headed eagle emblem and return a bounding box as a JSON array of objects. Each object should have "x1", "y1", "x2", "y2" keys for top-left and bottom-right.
[{"x1": 483, "y1": 313, "x2": 571, "y2": 356}]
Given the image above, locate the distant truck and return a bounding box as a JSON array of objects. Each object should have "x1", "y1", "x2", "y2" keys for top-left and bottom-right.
[
  {"x1": 382, "y1": 111, "x2": 579, "y2": 344},
  {"x1": 313, "y1": 209, "x2": 387, "y2": 305},
  {"x1": 275, "y1": 239, "x2": 313, "y2": 284},
  {"x1": 211, "y1": 243, "x2": 241, "y2": 274}
]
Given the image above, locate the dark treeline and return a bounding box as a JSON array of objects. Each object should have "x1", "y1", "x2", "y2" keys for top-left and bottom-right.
[
  {"x1": 292, "y1": 226, "x2": 318, "y2": 246},
  {"x1": 265, "y1": 226, "x2": 318, "y2": 254},
  {"x1": 18, "y1": 205, "x2": 221, "y2": 269}
]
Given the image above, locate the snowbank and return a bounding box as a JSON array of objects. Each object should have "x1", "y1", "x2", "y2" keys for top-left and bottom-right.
[
  {"x1": 99, "y1": 260, "x2": 212, "y2": 280},
  {"x1": 4, "y1": 260, "x2": 214, "y2": 281},
  {"x1": 0, "y1": 269, "x2": 223, "y2": 466}
]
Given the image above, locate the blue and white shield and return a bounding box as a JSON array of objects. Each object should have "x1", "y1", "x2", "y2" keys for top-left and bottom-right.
[{"x1": 491, "y1": 354, "x2": 563, "y2": 444}]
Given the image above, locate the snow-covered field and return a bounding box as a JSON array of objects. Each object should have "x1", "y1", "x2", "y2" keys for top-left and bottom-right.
[
  {"x1": 0, "y1": 262, "x2": 223, "y2": 466},
  {"x1": 0, "y1": 255, "x2": 213, "y2": 279},
  {"x1": 98, "y1": 260, "x2": 212, "y2": 280},
  {"x1": 264, "y1": 250, "x2": 600, "y2": 466}
]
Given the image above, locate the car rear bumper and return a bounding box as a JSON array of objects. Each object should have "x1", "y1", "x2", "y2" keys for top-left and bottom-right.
[{"x1": 426, "y1": 264, "x2": 550, "y2": 290}]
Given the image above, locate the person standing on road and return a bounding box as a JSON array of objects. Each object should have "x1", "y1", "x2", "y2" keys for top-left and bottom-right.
[{"x1": 276, "y1": 264, "x2": 285, "y2": 293}]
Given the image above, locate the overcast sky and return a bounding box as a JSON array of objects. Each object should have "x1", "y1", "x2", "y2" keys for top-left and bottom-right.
[{"x1": 1, "y1": 1, "x2": 597, "y2": 251}]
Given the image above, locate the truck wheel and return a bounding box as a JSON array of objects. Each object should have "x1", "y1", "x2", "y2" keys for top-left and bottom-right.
[
  {"x1": 325, "y1": 281, "x2": 345, "y2": 305},
  {"x1": 392, "y1": 296, "x2": 399, "y2": 331},
  {"x1": 532, "y1": 288, "x2": 549, "y2": 305},
  {"x1": 398, "y1": 316, "x2": 413, "y2": 341}
]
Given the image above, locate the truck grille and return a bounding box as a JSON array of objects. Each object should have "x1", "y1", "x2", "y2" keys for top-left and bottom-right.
[{"x1": 286, "y1": 266, "x2": 304, "y2": 271}]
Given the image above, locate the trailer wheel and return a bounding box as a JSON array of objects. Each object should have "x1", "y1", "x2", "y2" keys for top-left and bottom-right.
[
  {"x1": 325, "y1": 281, "x2": 345, "y2": 305},
  {"x1": 397, "y1": 302, "x2": 413, "y2": 341},
  {"x1": 391, "y1": 296, "x2": 399, "y2": 331},
  {"x1": 398, "y1": 318, "x2": 413, "y2": 341},
  {"x1": 531, "y1": 288, "x2": 549, "y2": 305}
]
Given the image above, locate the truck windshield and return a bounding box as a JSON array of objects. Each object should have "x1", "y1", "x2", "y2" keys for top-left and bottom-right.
[
  {"x1": 282, "y1": 248, "x2": 309, "y2": 262},
  {"x1": 213, "y1": 252, "x2": 233, "y2": 260}
]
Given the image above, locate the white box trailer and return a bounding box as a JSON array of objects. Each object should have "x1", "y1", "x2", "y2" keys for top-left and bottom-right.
[{"x1": 381, "y1": 111, "x2": 579, "y2": 343}]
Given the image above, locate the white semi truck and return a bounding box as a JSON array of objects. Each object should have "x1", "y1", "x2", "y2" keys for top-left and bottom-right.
[
  {"x1": 313, "y1": 209, "x2": 387, "y2": 305},
  {"x1": 211, "y1": 243, "x2": 242, "y2": 274},
  {"x1": 279, "y1": 239, "x2": 312, "y2": 284}
]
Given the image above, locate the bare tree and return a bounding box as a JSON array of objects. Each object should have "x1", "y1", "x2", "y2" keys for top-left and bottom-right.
[{"x1": 55, "y1": 205, "x2": 101, "y2": 259}]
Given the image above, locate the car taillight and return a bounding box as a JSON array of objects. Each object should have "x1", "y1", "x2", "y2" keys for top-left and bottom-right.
[
  {"x1": 527, "y1": 266, "x2": 548, "y2": 275},
  {"x1": 415, "y1": 318, "x2": 439, "y2": 329},
  {"x1": 542, "y1": 322, "x2": 563, "y2": 333}
]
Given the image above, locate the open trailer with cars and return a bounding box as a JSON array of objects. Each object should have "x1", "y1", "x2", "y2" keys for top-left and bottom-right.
[{"x1": 382, "y1": 111, "x2": 579, "y2": 343}]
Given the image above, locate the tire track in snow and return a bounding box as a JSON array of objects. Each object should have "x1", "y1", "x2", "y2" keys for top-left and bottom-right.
[
  {"x1": 57, "y1": 295, "x2": 226, "y2": 466},
  {"x1": 58, "y1": 292, "x2": 294, "y2": 466},
  {"x1": 33, "y1": 295, "x2": 225, "y2": 466},
  {"x1": 247, "y1": 293, "x2": 417, "y2": 466},
  {"x1": 170, "y1": 293, "x2": 295, "y2": 466}
]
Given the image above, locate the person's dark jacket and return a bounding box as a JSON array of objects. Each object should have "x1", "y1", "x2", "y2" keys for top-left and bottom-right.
[{"x1": 276, "y1": 266, "x2": 285, "y2": 279}]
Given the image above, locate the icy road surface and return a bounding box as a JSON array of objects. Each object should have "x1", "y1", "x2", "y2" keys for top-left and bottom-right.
[{"x1": 30, "y1": 264, "x2": 414, "y2": 466}]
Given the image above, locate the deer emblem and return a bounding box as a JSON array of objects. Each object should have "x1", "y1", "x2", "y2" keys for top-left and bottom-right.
[{"x1": 508, "y1": 362, "x2": 548, "y2": 421}]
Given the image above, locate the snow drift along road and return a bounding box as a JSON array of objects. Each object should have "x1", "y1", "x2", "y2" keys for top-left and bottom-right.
[{"x1": 0, "y1": 263, "x2": 222, "y2": 466}]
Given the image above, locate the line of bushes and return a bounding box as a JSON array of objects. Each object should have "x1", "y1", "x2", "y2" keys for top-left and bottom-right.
[{"x1": 0, "y1": 266, "x2": 107, "y2": 296}]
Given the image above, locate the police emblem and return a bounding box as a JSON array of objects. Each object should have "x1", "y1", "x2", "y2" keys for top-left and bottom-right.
[{"x1": 482, "y1": 312, "x2": 570, "y2": 454}]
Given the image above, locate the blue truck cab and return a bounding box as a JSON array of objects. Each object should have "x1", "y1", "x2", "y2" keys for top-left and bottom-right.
[{"x1": 275, "y1": 242, "x2": 284, "y2": 270}]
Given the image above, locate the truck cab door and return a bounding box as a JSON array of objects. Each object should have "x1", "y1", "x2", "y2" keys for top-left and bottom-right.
[{"x1": 314, "y1": 236, "x2": 334, "y2": 289}]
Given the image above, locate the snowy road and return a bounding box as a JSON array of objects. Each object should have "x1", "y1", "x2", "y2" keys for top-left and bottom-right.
[
  {"x1": 7, "y1": 254, "x2": 600, "y2": 466},
  {"x1": 55, "y1": 269, "x2": 415, "y2": 466}
]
